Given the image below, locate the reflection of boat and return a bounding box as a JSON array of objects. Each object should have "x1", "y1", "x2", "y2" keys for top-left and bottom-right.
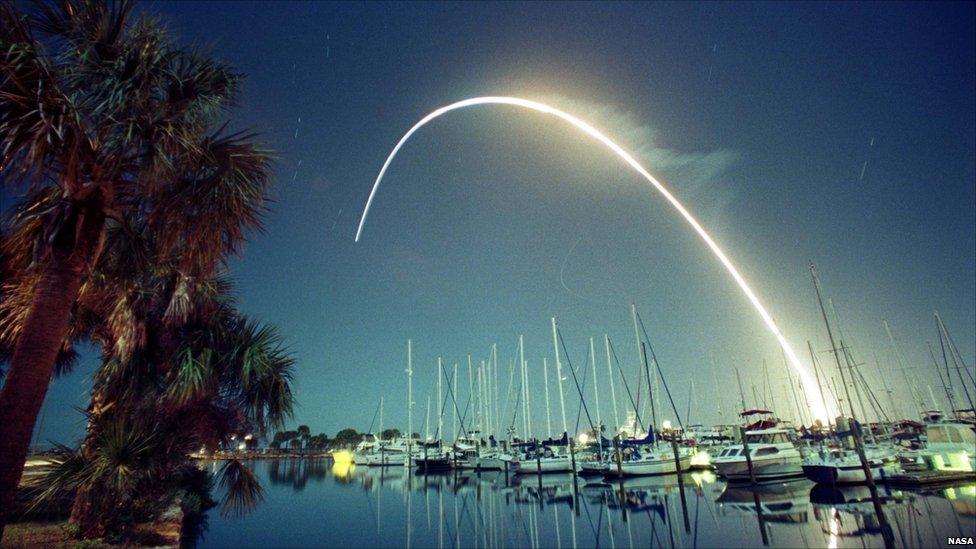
[
  {"x1": 717, "y1": 480, "x2": 812, "y2": 523},
  {"x1": 938, "y1": 484, "x2": 976, "y2": 517},
  {"x1": 608, "y1": 473, "x2": 679, "y2": 492},
  {"x1": 809, "y1": 484, "x2": 909, "y2": 539},
  {"x1": 809, "y1": 483, "x2": 907, "y2": 513}
]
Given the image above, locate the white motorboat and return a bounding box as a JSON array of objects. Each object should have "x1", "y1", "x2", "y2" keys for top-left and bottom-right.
[
  {"x1": 916, "y1": 421, "x2": 976, "y2": 472},
  {"x1": 802, "y1": 445, "x2": 901, "y2": 484},
  {"x1": 713, "y1": 427, "x2": 805, "y2": 482}
]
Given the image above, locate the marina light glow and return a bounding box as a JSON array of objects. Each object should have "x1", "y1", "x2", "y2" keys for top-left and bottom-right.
[{"x1": 356, "y1": 96, "x2": 835, "y2": 422}]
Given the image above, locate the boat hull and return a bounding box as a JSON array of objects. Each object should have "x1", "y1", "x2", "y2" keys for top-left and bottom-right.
[
  {"x1": 415, "y1": 457, "x2": 453, "y2": 473},
  {"x1": 604, "y1": 454, "x2": 692, "y2": 478},
  {"x1": 364, "y1": 453, "x2": 407, "y2": 466},
  {"x1": 715, "y1": 456, "x2": 805, "y2": 482},
  {"x1": 802, "y1": 461, "x2": 900, "y2": 484},
  {"x1": 513, "y1": 456, "x2": 574, "y2": 474}
]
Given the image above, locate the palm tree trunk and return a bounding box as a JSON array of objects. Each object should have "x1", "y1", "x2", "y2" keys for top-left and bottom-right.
[
  {"x1": 68, "y1": 390, "x2": 107, "y2": 538},
  {"x1": 0, "y1": 205, "x2": 104, "y2": 537}
]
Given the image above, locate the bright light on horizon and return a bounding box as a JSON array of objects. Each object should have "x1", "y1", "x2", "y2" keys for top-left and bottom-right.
[{"x1": 355, "y1": 95, "x2": 834, "y2": 423}]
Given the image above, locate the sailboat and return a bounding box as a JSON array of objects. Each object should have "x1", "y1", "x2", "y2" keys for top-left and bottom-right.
[{"x1": 799, "y1": 265, "x2": 902, "y2": 485}]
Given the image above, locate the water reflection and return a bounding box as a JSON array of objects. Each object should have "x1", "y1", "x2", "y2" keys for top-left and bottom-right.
[
  {"x1": 265, "y1": 458, "x2": 330, "y2": 490},
  {"x1": 193, "y1": 460, "x2": 975, "y2": 548}
]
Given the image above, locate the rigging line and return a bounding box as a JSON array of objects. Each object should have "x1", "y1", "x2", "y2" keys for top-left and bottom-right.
[
  {"x1": 846, "y1": 348, "x2": 891, "y2": 424},
  {"x1": 608, "y1": 336, "x2": 645, "y2": 431},
  {"x1": 636, "y1": 311, "x2": 685, "y2": 430},
  {"x1": 433, "y1": 368, "x2": 455, "y2": 440},
  {"x1": 441, "y1": 361, "x2": 469, "y2": 439},
  {"x1": 559, "y1": 233, "x2": 606, "y2": 306},
  {"x1": 366, "y1": 398, "x2": 382, "y2": 435},
  {"x1": 557, "y1": 326, "x2": 596, "y2": 431},
  {"x1": 574, "y1": 342, "x2": 593, "y2": 434}
]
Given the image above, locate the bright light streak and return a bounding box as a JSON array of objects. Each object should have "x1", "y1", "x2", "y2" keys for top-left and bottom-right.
[{"x1": 355, "y1": 96, "x2": 832, "y2": 422}]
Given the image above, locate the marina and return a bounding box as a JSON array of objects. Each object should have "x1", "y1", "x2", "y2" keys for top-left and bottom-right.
[{"x1": 193, "y1": 458, "x2": 975, "y2": 548}]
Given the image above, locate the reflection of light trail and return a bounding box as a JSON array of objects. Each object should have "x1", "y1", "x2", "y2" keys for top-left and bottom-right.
[{"x1": 355, "y1": 96, "x2": 831, "y2": 421}]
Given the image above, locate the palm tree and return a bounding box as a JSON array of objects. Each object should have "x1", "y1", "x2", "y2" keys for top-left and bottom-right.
[
  {"x1": 0, "y1": 1, "x2": 273, "y2": 530},
  {"x1": 32, "y1": 290, "x2": 295, "y2": 539}
]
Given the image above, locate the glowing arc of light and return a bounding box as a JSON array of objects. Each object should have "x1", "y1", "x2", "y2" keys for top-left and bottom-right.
[{"x1": 355, "y1": 96, "x2": 832, "y2": 422}]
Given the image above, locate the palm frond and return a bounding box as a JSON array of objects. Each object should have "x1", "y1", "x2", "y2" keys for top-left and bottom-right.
[{"x1": 216, "y1": 459, "x2": 263, "y2": 518}]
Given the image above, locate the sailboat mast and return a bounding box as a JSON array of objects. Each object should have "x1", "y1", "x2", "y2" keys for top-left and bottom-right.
[
  {"x1": 543, "y1": 358, "x2": 553, "y2": 438},
  {"x1": 407, "y1": 340, "x2": 413, "y2": 452},
  {"x1": 735, "y1": 367, "x2": 747, "y2": 414},
  {"x1": 552, "y1": 318, "x2": 569, "y2": 437},
  {"x1": 807, "y1": 341, "x2": 833, "y2": 427},
  {"x1": 437, "y1": 357, "x2": 443, "y2": 441},
  {"x1": 604, "y1": 334, "x2": 621, "y2": 433},
  {"x1": 883, "y1": 319, "x2": 923, "y2": 418},
  {"x1": 873, "y1": 352, "x2": 898, "y2": 422},
  {"x1": 590, "y1": 337, "x2": 603, "y2": 447},
  {"x1": 493, "y1": 344, "x2": 500, "y2": 440},
  {"x1": 453, "y1": 362, "x2": 458, "y2": 440},
  {"x1": 641, "y1": 342, "x2": 657, "y2": 438},
  {"x1": 810, "y1": 266, "x2": 857, "y2": 420},
  {"x1": 631, "y1": 304, "x2": 646, "y2": 425},
  {"x1": 936, "y1": 313, "x2": 975, "y2": 415},
  {"x1": 783, "y1": 348, "x2": 806, "y2": 427},
  {"x1": 927, "y1": 341, "x2": 956, "y2": 416},
  {"x1": 424, "y1": 395, "x2": 431, "y2": 441},
  {"x1": 519, "y1": 335, "x2": 530, "y2": 439}
]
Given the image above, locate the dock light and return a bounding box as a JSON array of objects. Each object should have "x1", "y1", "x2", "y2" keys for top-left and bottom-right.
[
  {"x1": 690, "y1": 450, "x2": 711, "y2": 468},
  {"x1": 578, "y1": 432, "x2": 591, "y2": 445},
  {"x1": 662, "y1": 420, "x2": 672, "y2": 430},
  {"x1": 332, "y1": 449, "x2": 354, "y2": 465}
]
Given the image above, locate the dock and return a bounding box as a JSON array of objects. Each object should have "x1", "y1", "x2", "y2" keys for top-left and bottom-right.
[{"x1": 885, "y1": 469, "x2": 976, "y2": 488}]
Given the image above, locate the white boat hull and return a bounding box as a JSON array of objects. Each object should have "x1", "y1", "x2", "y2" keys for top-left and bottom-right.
[
  {"x1": 514, "y1": 456, "x2": 574, "y2": 473},
  {"x1": 364, "y1": 453, "x2": 407, "y2": 466},
  {"x1": 605, "y1": 454, "x2": 691, "y2": 477},
  {"x1": 715, "y1": 456, "x2": 804, "y2": 482}
]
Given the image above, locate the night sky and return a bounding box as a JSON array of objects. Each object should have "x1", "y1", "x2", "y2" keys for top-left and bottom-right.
[{"x1": 30, "y1": 2, "x2": 975, "y2": 445}]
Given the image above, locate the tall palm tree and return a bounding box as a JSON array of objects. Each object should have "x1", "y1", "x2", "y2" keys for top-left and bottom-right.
[
  {"x1": 33, "y1": 282, "x2": 295, "y2": 539},
  {"x1": 0, "y1": 0, "x2": 274, "y2": 530}
]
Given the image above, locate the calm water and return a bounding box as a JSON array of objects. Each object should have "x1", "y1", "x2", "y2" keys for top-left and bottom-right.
[{"x1": 192, "y1": 459, "x2": 974, "y2": 548}]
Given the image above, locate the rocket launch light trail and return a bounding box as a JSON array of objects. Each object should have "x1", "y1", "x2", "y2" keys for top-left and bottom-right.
[{"x1": 355, "y1": 96, "x2": 833, "y2": 422}]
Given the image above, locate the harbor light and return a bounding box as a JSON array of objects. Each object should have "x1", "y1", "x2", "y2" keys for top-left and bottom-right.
[
  {"x1": 690, "y1": 450, "x2": 711, "y2": 468},
  {"x1": 577, "y1": 432, "x2": 591, "y2": 445},
  {"x1": 332, "y1": 449, "x2": 354, "y2": 465},
  {"x1": 662, "y1": 420, "x2": 672, "y2": 430}
]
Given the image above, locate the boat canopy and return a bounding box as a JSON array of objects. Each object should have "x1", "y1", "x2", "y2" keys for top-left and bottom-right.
[{"x1": 620, "y1": 428, "x2": 656, "y2": 448}]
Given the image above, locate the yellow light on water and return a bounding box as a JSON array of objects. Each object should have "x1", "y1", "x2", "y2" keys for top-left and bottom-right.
[
  {"x1": 356, "y1": 96, "x2": 832, "y2": 423},
  {"x1": 332, "y1": 459, "x2": 356, "y2": 479},
  {"x1": 690, "y1": 470, "x2": 716, "y2": 486}
]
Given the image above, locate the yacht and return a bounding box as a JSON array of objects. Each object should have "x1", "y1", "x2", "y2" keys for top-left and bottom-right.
[
  {"x1": 916, "y1": 420, "x2": 975, "y2": 472},
  {"x1": 713, "y1": 427, "x2": 805, "y2": 482},
  {"x1": 802, "y1": 445, "x2": 901, "y2": 484}
]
